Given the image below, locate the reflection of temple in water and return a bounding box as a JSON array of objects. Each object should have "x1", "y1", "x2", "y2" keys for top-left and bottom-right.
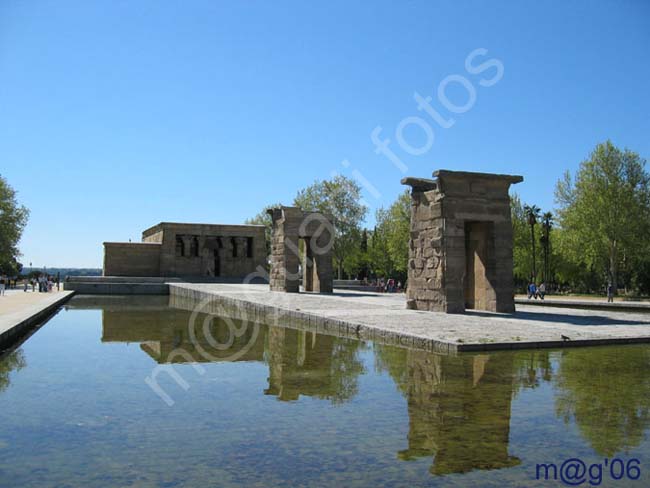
[
  {"x1": 396, "y1": 350, "x2": 520, "y2": 475},
  {"x1": 91, "y1": 296, "x2": 361, "y2": 403},
  {"x1": 76, "y1": 296, "x2": 521, "y2": 477},
  {"x1": 100, "y1": 306, "x2": 266, "y2": 363}
]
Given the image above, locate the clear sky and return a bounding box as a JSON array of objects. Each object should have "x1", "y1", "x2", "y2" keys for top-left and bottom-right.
[{"x1": 1, "y1": 0, "x2": 649, "y2": 268}]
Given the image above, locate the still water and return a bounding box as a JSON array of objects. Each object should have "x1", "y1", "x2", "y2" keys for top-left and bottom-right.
[{"x1": 1, "y1": 296, "x2": 649, "y2": 487}]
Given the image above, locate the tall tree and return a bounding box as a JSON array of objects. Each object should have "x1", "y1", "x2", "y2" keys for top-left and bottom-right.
[
  {"x1": 0, "y1": 175, "x2": 29, "y2": 274},
  {"x1": 374, "y1": 190, "x2": 411, "y2": 278},
  {"x1": 294, "y1": 175, "x2": 368, "y2": 279},
  {"x1": 523, "y1": 204, "x2": 541, "y2": 281},
  {"x1": 540, "y1": 212, "x2": 553, "y2": 283},
  {"x1": 369, "y1": 224, "x2": 393, "y2": 279},
  {"x1": 555, "y1": 141, "x2": 650, "y2": 294},
  {"x1": 511, "y1": 193, "x2": 533, "y2": 286}
]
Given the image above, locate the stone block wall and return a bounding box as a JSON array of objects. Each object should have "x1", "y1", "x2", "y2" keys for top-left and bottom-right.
[
  {"x1": 103, "y1": 242, "x2": 161, "y2": 277},
  {"x1": 269, "y1": 207, "x2": 303, "y2": 292}
]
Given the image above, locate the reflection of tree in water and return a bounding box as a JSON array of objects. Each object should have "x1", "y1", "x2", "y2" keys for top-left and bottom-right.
[
  {"x1": 512, "y1": 350, "x2": 553, "y2": 394},
  {"x1": 264, "y1": 327, "x2": 365, "y2": 403},
  {"x1": 0, "y1": 350, "x2": 26, "y2": 393},
  {"x1": 375, "y1": 345, "x2": 520, "y2": 476},
  {"x1": 555, "y1": 346, "x2": 650, "y2": 456}
]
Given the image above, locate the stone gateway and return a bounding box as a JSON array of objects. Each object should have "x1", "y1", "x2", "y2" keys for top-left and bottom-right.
[
  {"x1": 267, "y1": 206, "x2": 334, "y2": 293},
  {"x1": 402, "y1": 170, "x2": 523, "y2": 313}
]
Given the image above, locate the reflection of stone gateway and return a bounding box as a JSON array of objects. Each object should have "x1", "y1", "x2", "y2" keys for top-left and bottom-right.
[
  {"x1": 402, "y1": 170, "x2": 522, "y2": 313},
  {"x1": 397, "y1": 350, "x2": 521, "y2": 475}
]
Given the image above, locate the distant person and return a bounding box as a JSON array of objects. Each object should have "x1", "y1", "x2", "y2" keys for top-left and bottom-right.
[
  {"x1": 24, "y1": 280, "x2": 28, "y2": 292},
  {"x1": 527, "y1": 282, "x2": 537, "y2": 299},
  {"x1": 607, "y1": 283, "x2": 614, "y2": 303},
  {"x1": 538, "y1": 282, "x2": 546, "y2": 300},
  {"x1": 0, "y1": 276, "x2": 5, "y2": 296}
]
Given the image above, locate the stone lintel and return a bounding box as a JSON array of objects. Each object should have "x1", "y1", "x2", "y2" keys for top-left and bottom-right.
[
  {"x1": 401, "y1": 177, "x2": 438, "y2": 191},
  {"x1": 433, "y1": 169, "x2": 523, "y2": 185}
]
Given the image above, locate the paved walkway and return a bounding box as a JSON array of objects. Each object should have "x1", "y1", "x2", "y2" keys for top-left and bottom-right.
[
  {"x1": 170, "y1": 283, "x2": 650, "y2": 352},
  {"x1": 514, "y1": 294, "x2": 650, "y2": 312},
  {"x1": 515, "y1": 293, "x2": 650, "y2": 304},
  {"x1": 0, "y1": 288, "x2": 75, "y2": 349}
]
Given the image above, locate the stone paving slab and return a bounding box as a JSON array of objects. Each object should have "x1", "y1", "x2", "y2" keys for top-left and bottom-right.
[
  {"x1": 0, "y1": 289, "x2": 75, "y2": 350},
  {"x1": 168, "y1": 283, "x2": 650, "y2": 352}
]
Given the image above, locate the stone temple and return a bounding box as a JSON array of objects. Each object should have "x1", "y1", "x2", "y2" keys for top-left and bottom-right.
[
  {"x1": 402, "y1": 170, "x2": 522, "y2": 313},
  {"x1": 103, "y1": 222, "x2": 267, "y2": 278}
]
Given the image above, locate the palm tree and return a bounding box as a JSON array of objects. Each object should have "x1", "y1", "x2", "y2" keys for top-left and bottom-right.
[
  {"x1": 540, "y1": 212, "x2": 553, "y2": 283},
  {"x1": 523, "y1": 204, "x2": 541, "y2": 281}
]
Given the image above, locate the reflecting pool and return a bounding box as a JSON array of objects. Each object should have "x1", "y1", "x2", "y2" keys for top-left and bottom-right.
[{"x1": 1, "y1": 296, "x2": 649, "y2": 487}]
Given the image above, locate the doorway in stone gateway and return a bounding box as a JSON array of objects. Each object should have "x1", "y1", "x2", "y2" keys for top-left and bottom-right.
[
  {"x1": 464, "y1": 221, "x2": 492, "y2": 310},
  {"x1": 303, "y1": 237, "x2": 314, "y2": 292}
]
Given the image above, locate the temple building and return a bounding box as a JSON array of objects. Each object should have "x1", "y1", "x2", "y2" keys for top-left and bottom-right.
[{"x1": 103, "y1": 222, "x2": 267, "y2": 278}]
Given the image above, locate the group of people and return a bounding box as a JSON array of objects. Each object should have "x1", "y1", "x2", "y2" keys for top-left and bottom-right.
[
  {"x1": 528, "y1": 281, "x2": 617, "y2": 302},
  {"x1": 373, "y1": 278, "x2": 403, "y2": 293},
  {"x1": 28, "y1": 274, "x2": 60, "y2": 293},
  {"x1": 527, "y1": 281, "x2": 547, "y2": 300},
  {"x1": 0, "y1": 275, "x2": 20, "y2": 294},
  {"x1": 0, "y1": 274, "x2": 60, "y2": 296}
]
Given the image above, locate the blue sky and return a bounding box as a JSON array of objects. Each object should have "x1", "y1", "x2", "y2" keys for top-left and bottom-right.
[{"x1": 1, "y1": 0, "x2": 649, "y2": 267}]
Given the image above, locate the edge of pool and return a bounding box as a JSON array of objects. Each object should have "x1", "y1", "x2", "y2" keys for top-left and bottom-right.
[{"x1": 0, "y1": 291, "x2": 76, "y2": 353}]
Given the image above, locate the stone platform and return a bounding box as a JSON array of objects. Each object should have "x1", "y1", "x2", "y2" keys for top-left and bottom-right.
[{"x1": 167, "y1": 283, "x2": 650, "y2": 352}]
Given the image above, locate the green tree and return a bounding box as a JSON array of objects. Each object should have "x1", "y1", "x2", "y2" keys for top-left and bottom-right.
[
  {"x1": 0, "y1": 175, "x2": 29, "y2": 274},
  {"x1": 369, "y1": 224, "x2": 393, "y2": 278},
  {"x1": 385, "y1": 190, "x2": 411, "y2": 276},
  {"x1": 540, "y1": 212, "x2": 553, "y2": 283},
  {"x1": 342, "y1": 227, "x2": 371, "y2": 279},
  {"x1": 371, "y1": 190, "x2": 411, "y2": 281},
  {"x1": 555, "y1": 141, "x2": 650, "y2": 294},
  {"x1": 511, "y1": 194, "x2": 532, "y2": 286},
  {"x1": 294, "y1": 175, "x2": 368, "y2": 279},
  {"x1": 523, "y1": 204, "x2": 541, "y2": 281}
]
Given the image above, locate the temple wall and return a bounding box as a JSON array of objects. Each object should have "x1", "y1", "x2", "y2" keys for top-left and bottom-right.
[{"x1": 103, "y1": 242, "x2": 161, "y2": 277}]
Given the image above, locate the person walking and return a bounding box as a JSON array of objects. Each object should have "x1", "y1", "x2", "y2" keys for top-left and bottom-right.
[
  {"x1": 0, "y1": 276, "x2": 5, "y2": 296},
  {"x1": 538, "y1": 282, "x2": 546, "y2": 300},
  {"x1": 607, "y1": 283, "x2": 614, "y2": 303},
  {"x1": 527, "y1": 281, "x2": 536, "y2": 299}
]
